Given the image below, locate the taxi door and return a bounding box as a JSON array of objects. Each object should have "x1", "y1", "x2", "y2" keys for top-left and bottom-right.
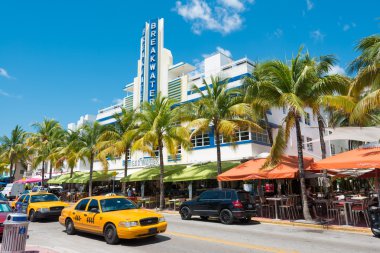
[
  {"x1": 82, "y1": 199, "x2": 102, "y2": 234},
  {"x1": 22, "y1": 195, "x2": 30, "y2": 214},
  {"x1": 71, "y1": 198, "x2": 90, "y2": 231}
]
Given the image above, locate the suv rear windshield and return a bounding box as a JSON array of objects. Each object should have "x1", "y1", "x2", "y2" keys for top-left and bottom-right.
[{"x1": 237, "y1": 192, "x2": 253, "y2": 203}]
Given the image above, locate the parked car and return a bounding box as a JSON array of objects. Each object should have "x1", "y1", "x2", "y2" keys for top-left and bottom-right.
[
  {"x1": 59, "y1": 196, "x2": 167, "y2": 244},
  {"x1": 0, "y1": 201, "x2": 13, "y2": 236},
  {"x1": 179, "y1": 189, "x2": 256, "y2": 224},
  {"x1": 1, "y1": 183, "x2": 25, "y2": 200},
  {"x1": 48, "y1": 186, "x2": 63, "y2": 197},
  {"x1": 15, "y1": 192, "x2": 70, "y2": 222}
]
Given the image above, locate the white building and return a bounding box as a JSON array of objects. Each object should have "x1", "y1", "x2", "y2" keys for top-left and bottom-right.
[{"x1": 68, "y1": 18, "x2": 348, "y2": 177}]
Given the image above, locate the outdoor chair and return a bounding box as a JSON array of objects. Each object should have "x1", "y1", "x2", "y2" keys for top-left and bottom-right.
[
  {"x1": 259, "y1": 196, "x2": 273, "y2": 218},
  {"x1": 351, "y1": 199, "x2": 370, "y2": 227},
  {"x1": 145, "y1": 197, "x2": 156, "y2": 209},
  {"x1": 327, "y1": 200, "x2": 343, "y2": 225},
  {"x1": 164, "y1": 197, "x2": 170, "y2": 209},
  {"x1": 174, "y1": 198, "x2": 186, "y2": 211},
  {"x1": 279, "y1": 197, "x2": 297, "y2": 221}
]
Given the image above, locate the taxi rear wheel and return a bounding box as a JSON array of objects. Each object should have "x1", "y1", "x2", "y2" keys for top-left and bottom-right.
[
  {"x1": 104, "y1": 224, "x2": 120, "y2": 245},
  {"x1": 65, "y1": 219, "x2": 76, "y2": 235},
  {"x1": 29, "y1": 210, "x2": 37, "y2": 222}
]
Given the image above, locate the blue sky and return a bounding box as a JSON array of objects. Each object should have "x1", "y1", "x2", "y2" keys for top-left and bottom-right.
[{"x1": 0, "y1": 0, "x2": 379, "y2": 136}]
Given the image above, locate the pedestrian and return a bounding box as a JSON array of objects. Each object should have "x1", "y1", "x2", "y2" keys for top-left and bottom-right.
[{"x1": 127, "y1": 185, "x2": 133, "y2": 197}]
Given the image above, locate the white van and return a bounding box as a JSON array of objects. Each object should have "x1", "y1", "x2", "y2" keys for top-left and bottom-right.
[{"x1": 1, "y1": 183, "x2": 25, "y2": 200}]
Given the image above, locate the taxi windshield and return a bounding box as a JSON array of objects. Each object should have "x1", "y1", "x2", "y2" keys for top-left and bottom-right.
[
  {"x1": 31, "y1": 194, "x2": 59, "y2": 203},
  {"x1": 100, "y1": 198, "x2": 136, "y2": 212}
]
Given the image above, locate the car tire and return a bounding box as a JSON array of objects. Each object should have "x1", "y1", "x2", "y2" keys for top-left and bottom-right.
[
  {"x1": 65, "y1": 219, "x2": 76, "y2": 235},
  {"x1": 200, "y1": 216, "x2": 209, "y2": 220},
  {"x1": 219, "y1": 209, "x2": 234, "y2": 225},
  {"x1": 104, "y1": 224, "x2": 120, "y2": 245},
  {"x1": 29, "y1": 210, "x2": 37, "y2": 222},
  {"x1": 180, "y1": 206, "x2": 192, "y2": 220},
  {"x1": 239, "y1": 217, "x2": 251, "y2": 224},
  {"x1": 371, "y1": 227, "x2": 380, "y2": 238}
]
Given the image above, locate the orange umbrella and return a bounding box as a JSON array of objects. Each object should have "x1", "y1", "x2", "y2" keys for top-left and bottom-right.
[
  {"x1": 312, "y1": 147, "x2": 380, "y2": 170},
  {"x1": 217, "y1": 155, "x2": 314, "y2": 181}
]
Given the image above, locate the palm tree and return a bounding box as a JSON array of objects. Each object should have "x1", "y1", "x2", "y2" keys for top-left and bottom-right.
[
  {"x1": 256, "y1": 49, "x2": 317, "y2": 221},
  {"x1": 0, "y1": 125, "x2": 28, "y2": 182},
  {"x1": 97, "y1": 108, "x2": 139, "y2": 194},
  {"x1": 28, "y1": 119, "x2": 62, "y2": 186},
  {"x1": 77, "y1": 122, "x2": 107, "y2": 196},
  {"x1": 187, "y1": 76, "x2": 259, "y2": 189},
  {"x1": 244, "y1": 64, "x2": 275, "y2": 145},
  {"x1": 132, "y1": 94, "x2": 191, "y2": 210}
]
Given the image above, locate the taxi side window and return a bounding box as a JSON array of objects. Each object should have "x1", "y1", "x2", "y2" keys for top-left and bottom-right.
[
  {"x1": 87, "y1": 199, "x2": 99, "y2": 212},
  {"x1": 75, "y1": 199, "x2": 90, "y2": 211},
  {"x1": 23, "y1": 195, "x2": 30, "y2": 203},
  {"x1": 18, "y1": 195, "x2": 26, "y2": 202}
]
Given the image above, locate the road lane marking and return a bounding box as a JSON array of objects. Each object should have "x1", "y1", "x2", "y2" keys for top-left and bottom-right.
[{"x1": 166, "y1": 231, "x2": 299, "y2": 253}]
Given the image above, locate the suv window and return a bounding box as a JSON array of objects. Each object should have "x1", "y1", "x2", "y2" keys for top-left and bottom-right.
[
  {"x1": 23, "y1": 195, "x2": 30, "y2": 203},
  {"x1": 199, "y1": 191, "x2": 224, "y2": 200},
  {"x1": 87, "y1": 199, "x2": 99, "y2": 212},
  {"x1": 225, "y1": 191, "x2": 232, "y2": 199},
  {"x1": 75, "y1": 199, "x2": 90, "y2": 211},
  {"x1": 237, "y1": 192, "x2": 253, "y2": 203}
]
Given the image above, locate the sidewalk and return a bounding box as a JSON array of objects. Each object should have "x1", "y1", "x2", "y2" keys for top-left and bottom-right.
[
  {"x1": 154, "y1": 208, "x2": 372, "y2": 235},
  {"x1": 0, "y1": 244, "x2": 60, "y2": 253}
]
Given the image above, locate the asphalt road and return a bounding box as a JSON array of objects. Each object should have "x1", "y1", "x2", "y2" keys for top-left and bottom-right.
[{"x1": 26, "y1": 214, "x2": 380, "y2": 253}]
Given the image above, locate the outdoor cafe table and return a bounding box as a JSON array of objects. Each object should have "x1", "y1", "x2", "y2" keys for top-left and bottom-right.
[
  {"x1": 266, "y1": 197, "x2": 286, "y2": 220},
  {"x1": 169, "y1": 199, "x2": 180, "y2": 210},
  {"x1": 333, "y1": 200, "x2": 355, "y2": 226},
  {"x1": 139, "y1": 198, "x2": 150, "y2": 208}
]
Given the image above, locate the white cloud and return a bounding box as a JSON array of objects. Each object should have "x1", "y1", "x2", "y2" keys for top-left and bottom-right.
[
  {"x1": 310, "y1": 29, "x2": 325, "y2": 42},
  {"x1": 342, "y1": 23, "x2": 356, "y2": 32},
  {"x1": 306, "y1": 0, "x2": 314, "y2": 11},
  {"x1": 174, "y1": 0, "x2": 255, "y2": 35},
  {"x1": 0, "y1": 68, "x2": 11, "y2": 79},
  {"x1": 216, "y1": 46, "x2": 232, "y2": 57},
  {"x1": 91, "y1": 98, "x2": 101, "y2": 103},
  {"x1": 0, "y1": 89, "x2": 22, "y2": 99},
  {"x1": 328, "y1": 65, "x2": 346, "y2": 75},
  {"x1": 113, "y1": 98, "x2": 123, "y2": 104},
  {"x1": 273, "y1": 28, "x2": 283, "y2": 38}
]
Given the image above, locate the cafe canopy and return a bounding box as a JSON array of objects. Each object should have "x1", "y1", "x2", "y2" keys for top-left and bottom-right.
[
  {"x1": 164, "y1": 162, "x2": 238, "y2": 182},
  {"x1": 217, "y1": 155, "x2": 314, "y2": 181},
  {"x1": 47, "y1": 172, "x2": 85, "y2": 184},
  {"x1": 121, "y1": 165, "x2": 186, "y2": 182},
  {"x1": 65, "y1": 171, "x2": 116, "y2": 184}
]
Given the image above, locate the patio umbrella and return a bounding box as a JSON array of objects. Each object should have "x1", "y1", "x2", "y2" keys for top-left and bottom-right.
[
  {"x1": 14, "y1": 177, "x2": 42, "y2": 184},
  {"x1": 217, "y1": 156, "x2": 314, "y2": 181},
  {"x1": 311, "y1": 147, "x2": 380, "y2": 207}
]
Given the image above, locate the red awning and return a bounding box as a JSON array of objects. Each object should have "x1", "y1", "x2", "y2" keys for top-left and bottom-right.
[{"x1": 217, "y1": 155, "x2": 314, "y2": 181}]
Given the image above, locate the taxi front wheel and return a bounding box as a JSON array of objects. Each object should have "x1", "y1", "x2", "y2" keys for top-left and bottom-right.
[
  {"x1": 104, "y1": 224, "x2": 120, "y2": 245},
  {"x1": 66, "y1": 219, "x2": 76, "y2": 235}
]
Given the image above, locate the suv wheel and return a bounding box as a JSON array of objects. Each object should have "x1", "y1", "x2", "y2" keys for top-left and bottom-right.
[
  {"x1": 180, "y1": 206, "x2": 192, "y2": 220},
  {"x1": 200, "y1": 216, "x2": 209, "y2": 220},
  {"x1": 219, "y1": 209, "x2": 234, "y2": 225}
]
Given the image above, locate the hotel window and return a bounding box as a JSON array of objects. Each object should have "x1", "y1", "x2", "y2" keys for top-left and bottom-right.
[
  {"x1": 305, "y1": 112, "x2": 311, "y2": 126},
  {"x1": 331, "y1": 144, "x2": 336, "y2": 155},
  {"x1": 154, "y1": 149, "x2": 160, "y2": 157},
  {"x1": 219, "y1": 127, "x2": 250, "y2": 143},
  {"x1": 191, "y1": 132, "x2": 210, "y2": 147},
  {"x1": 301, "y1": 135, "x2": 305, "y2": 150},
  {"x1": 306, "y1": 137, "x2": 313, "y2": 151},
  {"x1": 169, "y1": 145, "x2": 181, "y2": 160},
  {"x1": 251, "y1": 129, "x2": 269, "y2": 144}
]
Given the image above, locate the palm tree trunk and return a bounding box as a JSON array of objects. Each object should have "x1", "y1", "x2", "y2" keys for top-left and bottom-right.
[
  {"x1": 214, "y1": 126, "x2": 223, "y2": 189},
  {"x1": 264, "y1": 113, "x2": 274, "y2": 146},
  {"x1": 41, "y1": 161, "x2": 46, "y2": 187},
  {"x1": 49, "y1": 161, "x2": 53, "y2": 179},
  {"x1": 88, "y1": 154, "x2": 94, "y2": 197},
  {"x1": 158, "y1": 140, "x2": 165, "y2": 210},
  {"x1": 317, "y1": 113, "x2": 327, "y2": 159},
  {"x1": 122, "y1": 148, "x2": 129, "y2": 194},
  {"x1": 295, "y1": 116, "x2": 312, "y2": 221},
  {"x1": 69, "y1": 167, "x2": 74, "y2": 192},
  {"x1": 9, "y1": 161, "x2": 13, "y2": 183}
]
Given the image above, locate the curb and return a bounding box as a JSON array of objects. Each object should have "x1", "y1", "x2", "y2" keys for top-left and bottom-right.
[{"x1": 153, "y1": 209, "x2": 372, "y2": 235}]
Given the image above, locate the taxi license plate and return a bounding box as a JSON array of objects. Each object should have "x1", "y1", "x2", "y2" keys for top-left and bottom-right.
[
  {"x1": 248, "y1": 204, "x2": 253, "y2": 208},
  {"x1": 148, "y1": 228, "x2": 157, "y2": 234}
]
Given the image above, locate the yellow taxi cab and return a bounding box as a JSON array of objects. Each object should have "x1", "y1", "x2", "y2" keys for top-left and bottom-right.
[
  {"x1": 59, "y1": 196, "x2": 167, "y2": 244},
  {"x1": 14, "y1": 192, "x2": 70, "y2": 222}
]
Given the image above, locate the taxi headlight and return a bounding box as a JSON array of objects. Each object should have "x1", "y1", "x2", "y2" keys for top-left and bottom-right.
[
  {"x1": 159, "y1": 217, "x2": 165, "y2": 223},
  {"x1": 37, "y1": 208, "x2": 49, "y2": 213},
  {"x1": 119, "y1": 221, "x2": 139, "y2": 228}
]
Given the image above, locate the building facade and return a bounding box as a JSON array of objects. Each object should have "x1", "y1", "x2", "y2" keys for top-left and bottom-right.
[{"x1": 67, "y1": 18, "x2": 348, "y2": 177}]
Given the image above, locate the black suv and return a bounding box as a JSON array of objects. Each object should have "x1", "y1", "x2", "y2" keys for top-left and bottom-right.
[{"x1": 179, "y1": 189, "x2": 256, "y2": 224}]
